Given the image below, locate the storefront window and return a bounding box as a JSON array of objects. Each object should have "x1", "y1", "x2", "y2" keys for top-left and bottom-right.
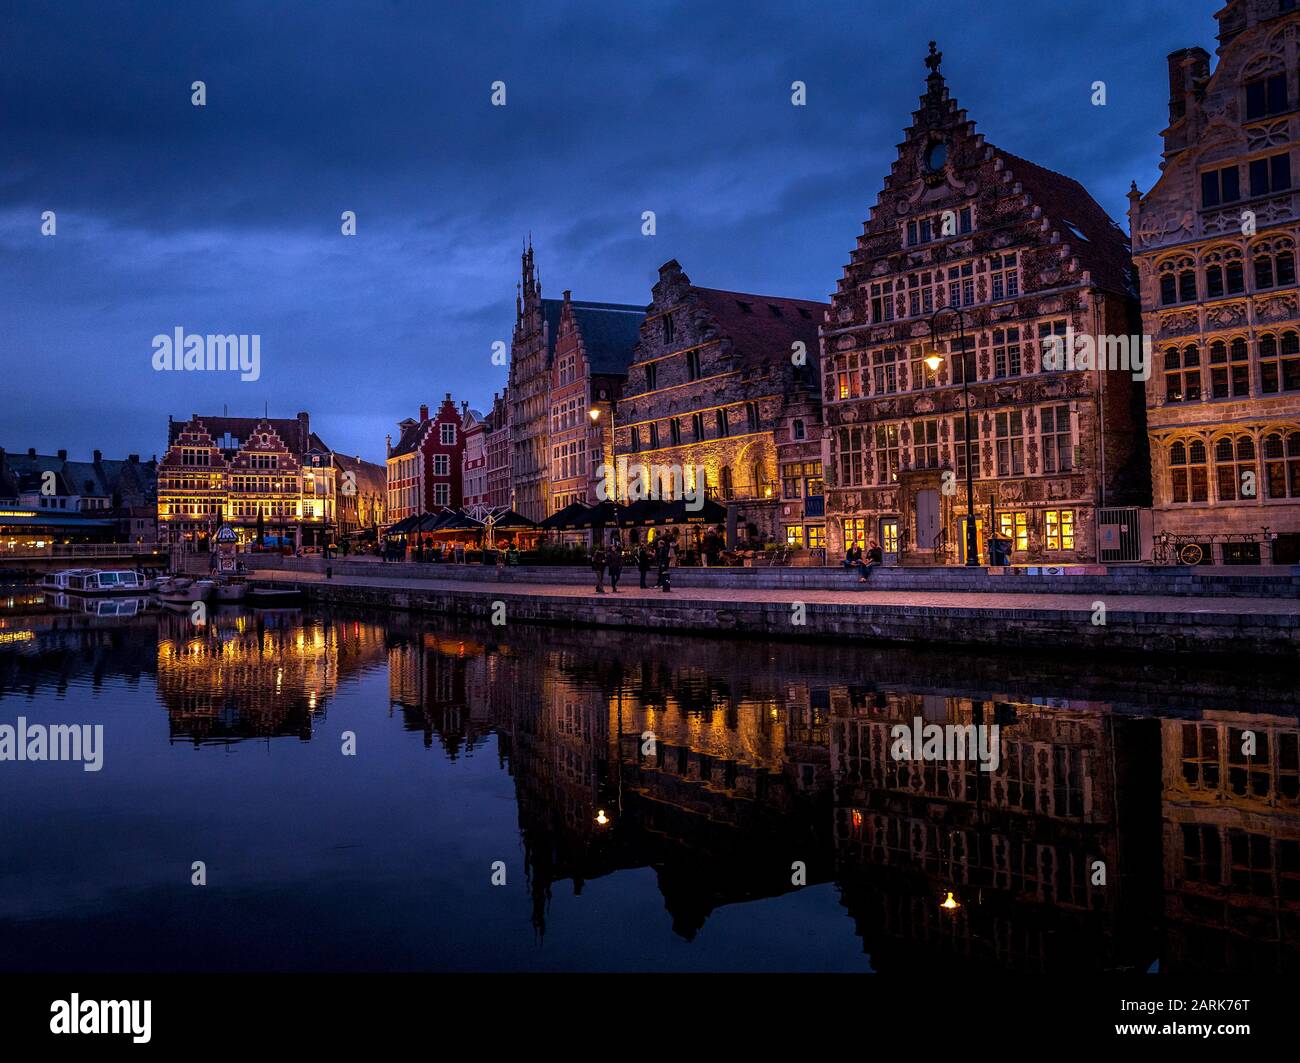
[
  {"x1": 1045, "y1": 509, "x2": 1074, "y2": 551},
  {"x1": 998, "y1": 511, "x2": 1029, "y2": 551}
]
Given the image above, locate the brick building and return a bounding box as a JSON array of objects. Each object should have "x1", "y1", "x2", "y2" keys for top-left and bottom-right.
[
  {"x1": 158, "y1": 412, "x2": 337, "y2": 548},
  {"x1": 508, "y1": 243, "x2": 646, "y2": 522},
  {"x1": 548, "y1": 289, "x2": 645, "y2": 514},
  {"x1": 509, "y1": 244, "x2": 551, "y2": 522},
  {"x1": 462, "y1": 407, "x2": 489, "y2": 509},
  {"x1": 615, "y1": 259, "x2": 827, "y2": 546},
  {"x1": 332, "y1": 452, "x2": 387, "y2": 538},
  {"x1": 386, "y1": 395, "x2": 467, "y2": 523},
  {"x1": 821, "y1": 43, "x2": 1146, "y2": 565},
  {"x1": 1129, "y1": 0, "x2": 1300, "y2": 565},
  {"x1": 484, "y1": 390, "x2": 512, "y2": 510}
]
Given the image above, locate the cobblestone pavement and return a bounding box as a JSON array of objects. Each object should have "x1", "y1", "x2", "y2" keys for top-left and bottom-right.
[{"x1": 252, "y1": 568, "x2": 1298, "y2": 616}]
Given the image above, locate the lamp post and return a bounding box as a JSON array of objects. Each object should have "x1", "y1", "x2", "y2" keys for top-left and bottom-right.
[
  {"x1": 590, "y1": 404, "x2": 620, "y2": 536},
  {"x1": 924, "y1": 305, "x2": 980, "y2": 567}
]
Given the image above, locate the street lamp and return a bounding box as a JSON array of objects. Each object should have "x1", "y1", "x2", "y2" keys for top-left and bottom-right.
[
  {"x1": 925, "y1": 305, "x2": 980, "y2": 567},
  {"x1": 589, "y1": 405, "x2": 620, "y2": 537}
]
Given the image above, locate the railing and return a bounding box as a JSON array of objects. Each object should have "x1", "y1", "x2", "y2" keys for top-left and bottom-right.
[{"x1": 0, "y1": 543, "x2": 166, "y2": 559}]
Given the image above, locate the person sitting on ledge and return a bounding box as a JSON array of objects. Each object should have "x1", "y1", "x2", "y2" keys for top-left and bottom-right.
[
  {"x1": 858, "y1": 540, "x2": 883, "y2": 583},
  {"x1": 843, "y1": 543, "x2": 862, "y2": 569}
]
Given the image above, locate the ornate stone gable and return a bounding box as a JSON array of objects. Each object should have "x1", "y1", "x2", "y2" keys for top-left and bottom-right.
[{"x1": 230, "y1": 420, "x2": 301, "y2": 471}]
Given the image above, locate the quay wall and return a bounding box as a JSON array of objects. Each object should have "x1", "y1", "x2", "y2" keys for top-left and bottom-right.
[
  {"x1": 256, "y1": 575, "x2": 1300, "y2": 660},
  {"x1": 252, "y1": 555, "x2": 1300, "y2": 599}
]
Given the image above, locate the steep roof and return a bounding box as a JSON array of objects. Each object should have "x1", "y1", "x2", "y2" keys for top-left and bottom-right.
[
  {"x1": 571, "y1": 303, "x2": 647, "y2": 375},
  {"x1": 388, "y1": 420, "x2": 427, "y2": 458},
  {"x1": 993, "y1": 149, "x2": 1135, "y2": 297},
  {"x1": 693, "y1": 288, "x2": 827, "y2": 364},
  {"x1": 542, "y1": 298, "x2": 646, "y2": 367},
  {"x1": 168, "y1": 415, "x2": 327, "y2": 455}
]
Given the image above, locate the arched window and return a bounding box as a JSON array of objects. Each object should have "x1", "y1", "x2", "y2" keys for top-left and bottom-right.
[
  {"x1": 1271, "y1": 329, "x2": 1300, "y2": 393},
  {"x1": 1215, "y1": 435, "x2": 1256, "y2": 501},
  {"x1": 1158, "y1": 256, "x2": 1197, "y2": 306},
  {"x1": 1209, "y1": 338, "x2": 1250, "y2": 398},
  {"x1": 1263, "y1": 432, "x2": 1300, "y2": 499},
  {"x1": 1205, "y1": 245, "x2": 1246, "y2": 298},
  {"x1": 1170, "y1": 439, "x2": 1209, "y2": 504},
  {"x1": 1252, "y1": 236, "x2": 1296, "y2": 291}
]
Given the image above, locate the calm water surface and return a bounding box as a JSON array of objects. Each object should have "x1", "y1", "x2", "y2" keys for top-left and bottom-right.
[{"x1": 0, "y1": 586, "x2": 1297, "y2": 973}]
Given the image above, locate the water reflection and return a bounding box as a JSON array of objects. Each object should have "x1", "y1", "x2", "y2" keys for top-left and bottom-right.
[{"x1": 0, "y1": 589, "x2": 1295, "y2": 973}]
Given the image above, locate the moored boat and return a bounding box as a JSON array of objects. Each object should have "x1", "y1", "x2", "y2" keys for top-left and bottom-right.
[
  {"x1": 155, "y1": 577, "x2": 216, "y2": 605},
  {"x1": 47, "y1": 569, "x2": 150, "y2": 596}
]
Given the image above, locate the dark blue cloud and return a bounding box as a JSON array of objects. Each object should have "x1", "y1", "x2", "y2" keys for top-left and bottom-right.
[{"x1": 0, "y1": 0, "x2": 1219, "y2": 460}]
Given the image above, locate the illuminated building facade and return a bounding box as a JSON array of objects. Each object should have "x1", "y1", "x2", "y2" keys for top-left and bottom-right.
[
  {"x1": 1129, "y1": 0, "x2": 1300, "y2": 564},
  {"x1": 158, "y1": 412, "x2": 344, "y2": 548},
  {"x1": 615, "y1": 259, "x2": 827, "y2": 543},
  {"x1": 821, "y1": 45, "x2": 1146, "y2": 565}
]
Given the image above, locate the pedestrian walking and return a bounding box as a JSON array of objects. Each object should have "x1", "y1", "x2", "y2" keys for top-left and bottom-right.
[
  {"x1": 637, "y1": 544, "x2": 652, "y2": 588},
  {"x1": 592, "y1": 543, "x2": 607, "y2": 593}
]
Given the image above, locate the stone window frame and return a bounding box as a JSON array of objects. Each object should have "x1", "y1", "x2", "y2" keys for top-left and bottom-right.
[
  {"x1": 1168, "y1": 436, "x2": 1210, "y2": 505},
  {"x1": 1248, "y1": 234, "x2": 1297, "y2": 292},
  {"x1": 1157, "y1": 253, "x2": 1198, "y2": 306},
  {"x1": 1163, "y1": 343, "x2": 1204, "y2": 403},
  {"x1": 1203, "y1": 243, "x2": 1246, "y2": 299},
  {"x1": 874, "y1": 423, "x2": 900, "y2": 485},
  {"x1": 1207, "y1": 335, "x2": 1252, "y2": 399},
  {"x1": 1039, "y1": 403, "x2": 1074, "y2": 474},
  {"x1": 1212, "y1": 433, "x2": 1259, "y2": 503},
  {"x1": 1259, "y1": 328, "x2": 1300, "y2": 393},
  {"x1": 1263, "y1": 429, "x2": 1300, "y2": 499},
  {"x1": 992, "y1": 326, "x2": 1024, "y2": 379},
  {"x1": 994, "y1": 410, "x2": 1026, "y2": 477}
]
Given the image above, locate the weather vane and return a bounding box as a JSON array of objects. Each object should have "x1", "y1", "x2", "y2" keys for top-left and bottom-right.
[{"x1": 926, "y1": 40, "x2": 943, "y2": 74}]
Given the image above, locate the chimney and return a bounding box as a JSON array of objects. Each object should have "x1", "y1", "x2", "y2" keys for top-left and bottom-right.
[
  {"x1": 27, "y1": 447, "x2": 36, "y2": 457},
  {"x1": 57, "y1": 449, "x2": 67, "y2": 461},
  {"x1": 93, "y1": 449, "x2": 102, "y2": 464},
  {"x1": 444, "y1": 392, "x2": 451, "y2": 402},
  {"x1": 386, "y1": 433, "x2": 393, "y2": 457},
  {"x1": 128, "y1": 454, "x2": 139, "y2": 464},
  {"x1": 1166, "y1": 47, "x2": 1210, "y2": 124},
  {"x1": 461, "y1": 401, "x2": 468, "y2": 416},
  {"x1": 419, "y1": 404, "x2": 429, "y2": 422}
]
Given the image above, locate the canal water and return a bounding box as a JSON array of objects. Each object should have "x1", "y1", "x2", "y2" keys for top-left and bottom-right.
[{"x1": 0, "y1": 587, "x2": 1296, "y2": 973}]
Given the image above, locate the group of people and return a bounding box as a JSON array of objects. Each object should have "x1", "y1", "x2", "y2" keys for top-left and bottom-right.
[
  {"x1": 842, "y1": 539, "x2": 884, "y2": 582},
  {"x1": 592, "y1": 532, "x2": 679, "y2": 593}
]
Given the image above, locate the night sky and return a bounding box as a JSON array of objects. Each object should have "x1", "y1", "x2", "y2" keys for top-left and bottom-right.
[{"x1": 2, "y1": 0, "x2": 1220, "y2": 463}]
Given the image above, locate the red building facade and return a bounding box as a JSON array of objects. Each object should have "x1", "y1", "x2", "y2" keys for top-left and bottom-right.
[{"x1": 386, "y1": 395, "x2": 467, "y2": 523}]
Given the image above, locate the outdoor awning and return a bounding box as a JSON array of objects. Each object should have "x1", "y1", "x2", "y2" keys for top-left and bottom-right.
[
  {"x1": 429, "y1": 509, "x2": 485, "y2": 533},
  {"x1": 540, "y1": 501, "x2": 587, "y2": 530},
  {"x1": 488, "y1": 509, "x2": 539, "y2": 530},
  {"x1": 660, "y1": 498, "x2": 727, "y2": 524},
  {"x1": 385, "y1": 515, "x2": 420, "y2": 536},
  {"x1": 564, "y1": 501, "x2": 616, "y2": 528}
]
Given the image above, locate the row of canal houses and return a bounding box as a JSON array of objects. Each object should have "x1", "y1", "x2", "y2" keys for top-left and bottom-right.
[
  {"x1": 483, "y1": 0, "x2": 1300, "y2": 566},
  {"x1": 154, "y1": 1, "x2": 1300, "y2": 565}
]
